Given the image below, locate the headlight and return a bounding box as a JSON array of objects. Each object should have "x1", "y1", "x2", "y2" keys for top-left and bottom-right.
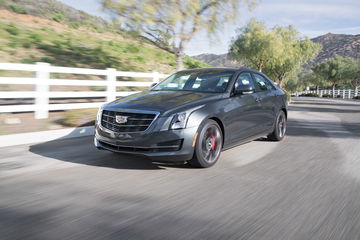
[
  {"x1": 169, "y1": 112, "x2": 187, "y2": 130},
  {"x1": 96, "y1": 105, "x2": 104, "y2": 123}
]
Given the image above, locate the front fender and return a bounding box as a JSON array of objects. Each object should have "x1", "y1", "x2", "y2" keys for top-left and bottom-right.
[{"x1": 187, "y1": 103, "x2": 226, "y2": 132}]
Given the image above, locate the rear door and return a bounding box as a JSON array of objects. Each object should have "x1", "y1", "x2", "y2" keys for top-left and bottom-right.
[
  {"x1": 224, "y1": 72, "x2": 263, "y2": 142},
  {"x1": 252, "y1": 73, "x2": 277, "y2": 132}
]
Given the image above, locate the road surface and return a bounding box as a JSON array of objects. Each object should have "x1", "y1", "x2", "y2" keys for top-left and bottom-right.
[{"x1": 1, "y1": 97, "x2": 360, "y2": 240}]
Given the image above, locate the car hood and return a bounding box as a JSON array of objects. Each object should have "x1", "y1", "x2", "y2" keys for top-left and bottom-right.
[{"x1": 106, "y1": 90, "x2": 222, "y2": 115}]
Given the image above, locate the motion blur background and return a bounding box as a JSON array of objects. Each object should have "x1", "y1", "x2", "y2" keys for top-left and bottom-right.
[
  {"x1": 0, "y1": 1, "x2": 360, "y2": 239},
  {"x1": 0, "y1": 0, "x2": 359, "y2": 134}
]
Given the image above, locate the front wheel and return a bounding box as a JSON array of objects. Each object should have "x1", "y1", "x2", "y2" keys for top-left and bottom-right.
[
  {"x1": 190, "y1": 119, "x2": 223, "y2": 168},
  {"x1": 268, "y1": 110, "x2": 287, "y2": 141}
]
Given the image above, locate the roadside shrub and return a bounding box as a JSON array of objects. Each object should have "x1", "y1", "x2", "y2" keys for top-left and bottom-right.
[
  {"x1": 299, "y1": 93, "x2": 319, "y2": 97},
  {"x1": 8, "y1": 41, "x2": 17, "y2": 48},
  {"x1": 60, "y1": 108, "x2": 97, "y2": 127},
  {"x1": 92, "y1": 25, "x2": 105, "y2": 33},
  {"x1": 353, "y1": 96, "x2": 360, "y2": 100},
  {"x1": 20, "y1": 58, "x2": 35, "y2": 64},
  {"x1": 9, "y1": 50, "x2": 17, "y2": 55},
  {"x1": 29, "y1": 33, "x2": 43, "y2": 43},
  {"x1": 134, "y1": 56, "x2": 145, "y2": 64},
  {"x1": 124, "y1": 44, "x2": 140, "y2": 53},
  {"x1": 168, "y1": 61, "x2": 176, "y2": 67},
  {"x1": 5, "y1": 25, "x2": 20, "y2": 35},
  {"x1": 336, "y1": 95, "x2": 342, "y2": 99},
  {"x1": 22, "y1": 42, "x2": 31, "y2": 48},
  {"x1": 69, "y1": 22, "x2": 81, "y2": 29},
  {"x1": 52, "y1": 15, "x2": 62, "y2": 23},
  {"x1": 322, "y1": 94, "x2": 332, "y2": 98},
  {"x1": 9, "y1": 4, "x2": 27, "y2": 14},
  {"x1": 40, "y1": 56, "x2": 55, "y2": 64}
]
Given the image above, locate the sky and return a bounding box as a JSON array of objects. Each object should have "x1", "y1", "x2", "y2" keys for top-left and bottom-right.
[{"x1": 58, "y1": 0, "x2": 360, "y2": 56}]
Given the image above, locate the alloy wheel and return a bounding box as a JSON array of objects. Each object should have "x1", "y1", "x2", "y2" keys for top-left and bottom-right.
[
  {"x1": 278, "y1": 113, "x2": 286, "y2": 138},
  {"x1": 201, "y1": 125, "x2": 222, "y2": 163}
]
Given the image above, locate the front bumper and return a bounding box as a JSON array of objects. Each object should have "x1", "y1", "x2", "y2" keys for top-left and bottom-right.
[{"x1": 94, "y1": 120, "x2": 198, "y2": 162}]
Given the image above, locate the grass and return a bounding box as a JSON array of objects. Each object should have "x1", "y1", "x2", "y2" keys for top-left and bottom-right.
[
  {"x1": 0, "y1": 5, "x2": 210, "y2": 134},
  {"x1": 8, "y1": 4, "x2": 27, "y2": 14},
  {"x1": 4, "y1": 24, "x2": 20, "y2": 35},
  {"x1": 0, "y1": 17, "x2": 208, "y2": 74},
  {"x1": 58, "y1": 108, "x2": 97, "y2": 127},
  {"x1": 0, "y1": 0, "x2": 110, "y2": 33}
]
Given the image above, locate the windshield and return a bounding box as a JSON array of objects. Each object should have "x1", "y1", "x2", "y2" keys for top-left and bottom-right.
[{"x1": 152, "y1": 69, "x2": 235, "y2": 93}]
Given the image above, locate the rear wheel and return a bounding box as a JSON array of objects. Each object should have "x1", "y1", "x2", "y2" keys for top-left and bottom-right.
[
  {"x1": 268, "y1": 110, "x2": 286, "y2": 141},
  {"x1": 190, "y1": 120, "x2": 223, "y2": 168}
]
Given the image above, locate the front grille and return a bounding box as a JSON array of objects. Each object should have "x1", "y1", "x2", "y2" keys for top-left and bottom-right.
[{"x1": 101, "y1": 110, "x2": 156, "y2": 133}]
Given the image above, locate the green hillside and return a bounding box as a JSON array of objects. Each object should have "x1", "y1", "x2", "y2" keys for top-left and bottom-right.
[
  {"x1": 0, "y1": 0, "x2": 111, "y2": 31},
  {"x1": 0, "y1": 5, "x2": 207, "y2": 74}
]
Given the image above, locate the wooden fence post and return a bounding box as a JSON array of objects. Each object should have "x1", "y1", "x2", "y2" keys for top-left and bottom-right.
[
  {"x1": 152, "y1": 72, "x2": 160, "y2": 84},
  {"x1": 106, "y1": 68, "x2": 117, "y2": 102},
  {"x1": 35, "y1": 62, "x2": 50, "y2": 119}
]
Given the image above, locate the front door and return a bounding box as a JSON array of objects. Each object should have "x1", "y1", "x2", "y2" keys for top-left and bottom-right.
[{"x1": 224, "y1": 72, "x2": 263, "y2": 143}]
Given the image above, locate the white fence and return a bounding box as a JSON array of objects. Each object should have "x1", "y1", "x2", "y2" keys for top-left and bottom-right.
[
  {"x1": 295, "y1": 89, "x2": 359, "y2": 99},
  {"x1": 0, "y1": 62, "x2": 167, "y2": 119}
]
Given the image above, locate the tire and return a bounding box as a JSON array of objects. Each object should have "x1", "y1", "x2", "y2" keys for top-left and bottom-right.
[
  {"x1": 190, "y1": 119, "x2": 223, "y2": 168},
  {"x1": 267, "y1": 110, "x2": 287, "y2": 141}
]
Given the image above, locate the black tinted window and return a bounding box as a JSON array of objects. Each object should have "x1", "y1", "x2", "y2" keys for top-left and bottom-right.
[
  {"x1": 253, "y1": 74, "x2": 275, "y2": 91},
  {"x1": 153, "y1": 70, "x2": 234, "y2": 93},
  {"x1": 235, "y1": 72, "x2": 255, "y2": 90}
]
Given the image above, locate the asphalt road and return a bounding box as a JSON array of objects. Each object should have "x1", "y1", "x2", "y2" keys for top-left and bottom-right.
[{"x1": 1, "y1": 97, "x2": 360, "y2": 240}]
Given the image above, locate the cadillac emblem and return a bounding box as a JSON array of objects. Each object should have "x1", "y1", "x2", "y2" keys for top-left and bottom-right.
[{"x1": 115, "y1": 115, "x2": 128, "y2": 124}]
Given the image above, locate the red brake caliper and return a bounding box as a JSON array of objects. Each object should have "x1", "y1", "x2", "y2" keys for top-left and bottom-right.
[{"x1": 211, "y1": 136, "x2": 216, "y2": 150}]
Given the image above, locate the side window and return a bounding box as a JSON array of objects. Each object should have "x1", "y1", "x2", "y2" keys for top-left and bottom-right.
[
  {"x1": 253, "y1": 74, "x2": 275, "y2": 91},
  {"x1": 234, "y1": 72, "x2": 255, "y2": 90}
]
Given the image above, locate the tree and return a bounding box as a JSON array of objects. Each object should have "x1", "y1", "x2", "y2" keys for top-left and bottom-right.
[
  {"x1": 308, "y1": 72, "x2": 326, "y2": 91},
  {"x1": 312, "y1": 55, "x2": 348, "y2": 98},
  {"x1": 229, "y1": 20, "x2": 281, "y2": 72},
  {"x1": 284, "y1": 76, "x2": 303, "y2": 92},
  {"x1": 229, "y1": 21, "x2": 321, "y2": 88},
  {"x1": 296, "y1": 71, "x2": 326, "y2": 91},
  {"x1": 102, "y1": 0, "x2": 257, "y2": 70},
  {"x1": 342, "y1": 58, "x2": 360, "y2": 96},
  {"x1": 265, "y1": 26, "x2": 321, "y2": 87}
]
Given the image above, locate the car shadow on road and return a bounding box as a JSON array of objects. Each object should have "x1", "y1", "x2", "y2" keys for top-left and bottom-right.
[
  {"x1": 29, "y1": 133, "x2": 192, "y2": 170},
  {"x1": 28, "y1": 119, "x2": 358, "y2": 172}
]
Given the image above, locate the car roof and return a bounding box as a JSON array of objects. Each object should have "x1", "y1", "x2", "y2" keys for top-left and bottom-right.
[{"x1": 178, "y1": 67, "x2": 262, "y2": 74}]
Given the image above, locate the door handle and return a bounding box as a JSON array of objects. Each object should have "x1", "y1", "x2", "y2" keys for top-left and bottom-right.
[{"x1": 255, "y1": 97, "x2": 262, "y2": 103}]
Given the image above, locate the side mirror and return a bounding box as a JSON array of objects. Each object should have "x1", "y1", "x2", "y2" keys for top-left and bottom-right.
[
  {"x1": 150, "y1": 83, "x2": 157, "y2": 88},
  {"x1": 234, "y1": 84, "x2": 255, "y2": 95}
]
